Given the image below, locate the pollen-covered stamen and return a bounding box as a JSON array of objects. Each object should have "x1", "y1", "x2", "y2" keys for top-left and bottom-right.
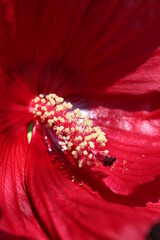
[{"x1": 30, "y1": 93, "x2": 116, "y2": 168}]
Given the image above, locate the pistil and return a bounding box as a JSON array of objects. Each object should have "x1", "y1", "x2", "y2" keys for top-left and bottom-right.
[{"x1": 30, "y1": 93, "x2": 116, "y2": 168}]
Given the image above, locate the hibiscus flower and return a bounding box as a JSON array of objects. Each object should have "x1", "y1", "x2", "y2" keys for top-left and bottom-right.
[{"x1": 0, "y1": 0, "x2": 160, "y2": 239}]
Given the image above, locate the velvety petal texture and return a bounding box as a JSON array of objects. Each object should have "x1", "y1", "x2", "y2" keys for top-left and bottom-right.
[
  {"x1": 0, "y1": 80, "x2": 47, "y2": 238},
  {"x1": 25, "y1": 127, "x2": 160, "y2": 240},
  {"x1": 0, "y1": 0, "x2": 160, "y2": 239},
  {"x1": 1, "y1": 0, "x2": 160, "y2": 95},
  {"x1": 0, "y1": 130, "x2": 46, "y2": 239},
  {"x1": 83, "y1": 95, "x2": 160, "y2": 195}
]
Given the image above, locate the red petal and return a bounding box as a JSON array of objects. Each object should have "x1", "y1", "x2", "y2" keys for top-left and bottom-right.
[
  {"x1": 24, "y1": 126, "x2": 160, "y2": 240},
  {"x1": 1, "y1": 1, "x2": 160, "y2": 95},
  {"x1": 67, "y1": 1, "x2": 160, "y2": 95},
  {"x1": 0, "y1": 230, "x2": 29, "y2": 240},
  {"x1": 0, "y1": 128, "x2": 47, "y2": 238},
  {"x1": 86, "y1": 99, "x2": 160, "y2": 195}
]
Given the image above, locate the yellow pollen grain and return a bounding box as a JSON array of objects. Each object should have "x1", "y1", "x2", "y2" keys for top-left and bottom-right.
[
  {"x1": 85, "y1": 127, "x2": 92, "y2": 133},
  {"x1": 85, "y1": 135, "x2": 92, "y2": 141},
  {"x1": 59, "y1": 126, "x2": 64, "y2": 131},
  {"x1": 68, "y1": 117, "x2": 73, "y2": 123},
  {"x1": 104, "y1": 150, "x2": 109, "y2": 155},
  {"x1": 72, "y1": 150, "x2": 78, "y2": 159},
  {"x1": 75, "y1": 126, "x2": 81, "y2": 132},
  {"x1": 71, "y1": 127, "x2": 75, "y2": 132},
  {"x1": 96, "y1": 135, "x2": 107, "y2": 143},
  {"x1": 83, "y1": 141, "x2": 87, "y2": 146},
  {"x1": 74, "y1": 108, "x2": 82, "y2": 117},
  {"x1": 79, "y1": 141, "x2": 87, "y2": 149},
  {"x1": 62, "y1": 102, "x2": 67, "y2": 108},
  {"x1": 41, "y1": 99, "x2": 46, "y2": 104},
  {"x1": 68, "y1": 142, "x2": 73, "y2": 150},
  {"x1": 50, "y1": 111, "x2": 54, "y2": 115},
  {"x1": 48, "y1": 119, "x2": 54, "y2": 127},
  {"x1": 76, "y1": 146, "x2": 81, "y2": 152},
  {"x1": 93, "y1": 126, "x2": 101, "y2": 131},
  {"x1": 46, "y1": 95, "x2": 50, "y2": 100},
  {"x1": 56, "y1": 126, "x2": 64, "y2": 134},
  {"x1": 41, "y1": 106, "x2": 47, "y2": 111},
  {"x1": 83, "y1": 150, "x2": 88, "y2": 156},
  {"x1": 75, "y1": 136, "x2": 82, "y2": 142},
  {"x1": 36, "y1": 111, "x2": 41, "y2": 116},
  {"x1": 53, "y1": 117, "x2": 58, "y2": 122},
  {"x1": 91, "y1": 133, "x2": 97, "y2": 139},
  {"x1": 34, "y1": 97, "x2": 40, "y2": 103},
  {"x1": 56, "y1": 105, "x2": 63, "y2": 112},
  {"x1": 50, "y1": 93, "x2": 56, "y2": 98},
  {"x1": 35, "y1": 104, "x2": 39, "y2": 110},
  {"x1": 67, "y1": 103, "x2": 72, "y2": 109},
  {"x1": 72, "y1": 150, "x2": 76, "y2": 155},
  {"x1": 66, "y1": 113, "x2": 74, "y2": 122},
  {"x1": 78, "y1": 160, "x2": 83, "y2": 168},
  {"x1": 55, "y1": 97, "x2": 64, "y2": 104},
  {"x1": 66, "y1": 136, "x2": 70, "y2": 140},
  {"x1": 88, "y1": 141, "x2": 95, "y2": 149},
  {"x1": 59, "y1": 117, "x2": 65, "y2": 123},
  {"x1": 65, "y1": 128, "x2": 70, "y2": 133},
  {"x1": 50, "y1": 99, "x2": 55, "y2": 106},
  {"x1": 43, "y1": 112, "x2": 50, "y2": 118},
  {"x1": 83, "y1": 117, "x2": 91, "y2": 127}
]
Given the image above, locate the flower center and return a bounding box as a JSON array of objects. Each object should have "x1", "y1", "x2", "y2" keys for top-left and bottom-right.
[{"x1": 30, "y1": 93, "x2": 116, "y2": 168}]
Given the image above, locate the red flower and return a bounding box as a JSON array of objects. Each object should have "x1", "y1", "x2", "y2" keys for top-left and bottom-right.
[{"x1": 0, "y1": 1, "x2": 160, "y2": 239}]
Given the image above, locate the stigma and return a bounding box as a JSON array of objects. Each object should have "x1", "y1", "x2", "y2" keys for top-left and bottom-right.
[{"x1": 30, "y1": 93, "x2": 116, "y2": 168}]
